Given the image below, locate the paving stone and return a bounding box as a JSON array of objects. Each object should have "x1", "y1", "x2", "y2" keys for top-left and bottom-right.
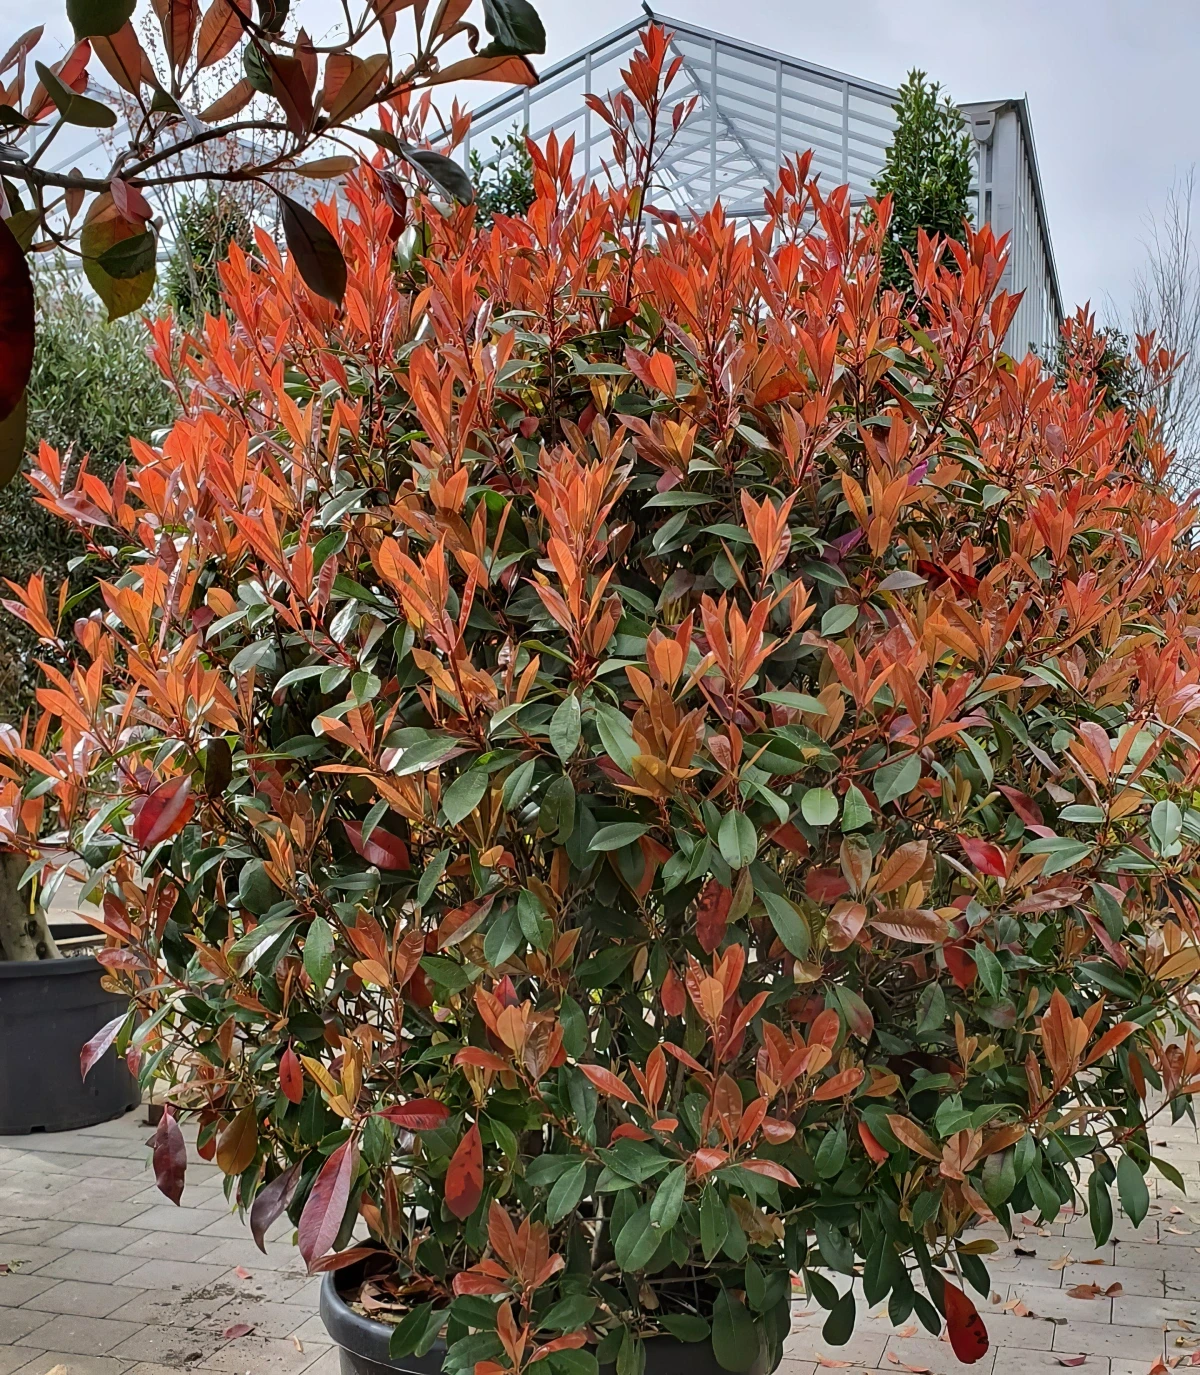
[
  {"x1": 0, "y1": 1247, "x2": 66, "y2": 1273},
  {"x1": 1111, "y1": 1292, "x2": 1200, "y2": 1327},
  {"x1": 1005, "y1": 1283, "x2": 1112, "y2": 1323},
  {"x1": 1049, "y1": 1320, "x2": 1166, "y2": 1359},
  {"x1": 20, "y1": 1280, "x2": 146, "y2": 1319},
  {"x1": 31, "y1": 1251, "x2": 146, "y2": 1284},
  {"x1": 200, "y1": 1298, "x2": 315, "y2": 1340},
  {"x1": 220, "y1": 1270, "x2": 312, "y2": 1304},
  {"x1": 106, "y1": 1283, "x2": 240, "y2": 1329},
  {"x1": 0, "y1": 1349, "x2": 41, "y2": 1375},
  {"x1": 0, "y1": 1226, "x2": 70, "y2": 1248},
  {"x1": 782, "y1": 1325, "x2": 889, "y2": 1367},
  {"x1": 52, "y1": 1224, "x2": 148, "y2": 1254},
  {"x1": 197, "y1": 1239, "x2": 295, "y2": 1272},
  {"x1": 0, "y1": 1307, "x2": 52, "y2": 1344},
  {"x1": 119, "y1": 1231, "x2": 223, "y2": 1263},
  {"x1": 991, "y1": 1350, "x2": 1111, "y2": 1375},
  {"x1": 881, "y1": 1332, "x2": 997, "y2": 1374},
  {"x1": 116, "y1": 1259, "x2": 230, "y2": 1291},
  {"x1": 1059, "y1": 1266, "x2": 1163, "y2": 1297},
  {"x1": 10, "y1": 1312, "x2": 144, "y2": 1355},
  {"x1": 298, "y1": 1350, "x2": 341, "y2": 1375},
  {"x1": 107, "y1": 1323, "x2": 225, "y2": 1366},
  {"x1": 8, "y1": 1354, "x2": 129, "y2": 1375},
  {"x1": 0, "y1": 1278, "x2": 57, "y2": 1309},
  {"x1": 201, "y1": 1333, "x2": 331, "y2": 1375},
  {"x1": 965, "y1": 1313, "x2": 1056, "y2": 1351},
  {"x1": 123, "y1": 1206, "x2": 225, "y2": 1236},
  {"x1": 48, "y1": 1200, "x2": 152, "y2": 1228}
]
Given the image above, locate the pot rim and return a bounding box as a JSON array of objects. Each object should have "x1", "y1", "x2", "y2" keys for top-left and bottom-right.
[{"x1": 0, "y1": 952, "x2": 105, "y2": 979}]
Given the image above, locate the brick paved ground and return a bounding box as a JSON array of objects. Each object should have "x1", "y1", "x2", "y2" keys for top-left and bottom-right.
[{"x1": 2, "y1": 1108, "x2": 1197, "y2": 1375}]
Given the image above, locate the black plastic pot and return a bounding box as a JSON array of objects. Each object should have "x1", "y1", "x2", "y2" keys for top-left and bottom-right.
[
  {"x1": 320, "y1": 1268, "x2": 772, "y2": 1375},
  {"x1": 0, "y1": 954, "x2": 140, "y2": 1134}
]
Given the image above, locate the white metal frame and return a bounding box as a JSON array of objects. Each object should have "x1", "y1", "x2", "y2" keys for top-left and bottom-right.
[{"x1": 464, "y1": 6, "x2": 1064, "y2": 356}]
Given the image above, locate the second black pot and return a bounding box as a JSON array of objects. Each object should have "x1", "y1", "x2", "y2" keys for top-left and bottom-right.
[{"x1": 0, "y1": 954, "x2": 140, "y2": 1134}]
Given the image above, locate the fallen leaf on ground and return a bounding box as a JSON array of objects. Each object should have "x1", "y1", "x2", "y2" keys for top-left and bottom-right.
[
  {"x1": 1169, "y1": 1228, "x2": 1194, "y2": 1236},
  {"x1": 991, "y1": 1293, "x2": 1003, "y2": 1305},
  {"x1": 896, "y1": 1325, "x2": 917, "y2": 1338},
  {"x1": 1176, "y1": 1338, "x2": 1200, "y2": 1350},
  {"x1": 235, "y1": 1266, "x2": 252, "y2": 1280},
  {"x1": 817, "y1": 1358, "x2": 851, "y2": 1368},
  {"x1": 43, "y1": 1367, "x2": 69, "y2": 1375},
  {"x1": 293, "y1": 1336, "x2": 305, "y2": 1353},
  {"x1": 1067, "y1": 1282, "x2": 1123, "y2": 1299},
  {"x1": 1055, "y1": 1358, "x2": 1087, "y2": 1367},
  {"x1": 1015, "y1": 1246, "x2": 1037, "y2": 1257},
  {"x1": 1050, "y1": 1253, "x2": 1073, "y2": 1270},
  {"x1": 1150, "y1": 1358, "x2": 1171, "y2": 1375},
  {"x1": 1082, "y1": 1258, "x2": 1107, "y2": 1265},
  {"x1": 886, "y1": 1358, "x2": 930, "y2": 1373},
  {"x1": 223, "y1": 1322, "x2": 255, "y2": 1339}
]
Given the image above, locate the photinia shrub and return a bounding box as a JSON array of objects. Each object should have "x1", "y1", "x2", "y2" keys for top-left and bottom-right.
[{"x1": 5, "y1": 26, "x2": 1200, "y2": 1374}]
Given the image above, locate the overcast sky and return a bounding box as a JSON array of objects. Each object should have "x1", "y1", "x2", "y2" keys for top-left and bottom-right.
[
  {"x1": 9, "y1": 0, "x2": 1196, "y2": 321},
  {"x1": 524, "y1": 0, "x2": 1200, "y2": 323}
]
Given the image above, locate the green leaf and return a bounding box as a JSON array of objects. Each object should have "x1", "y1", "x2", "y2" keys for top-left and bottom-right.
[
  {"x1": 590, "y1": 822, "x2": 649, "y2": 852},
  {"x1": 277, "y1": 190, "x2": 347, "y2": 306},
  {"x1": 973, "y1": 942, "x2": 1005, "y2": 999},
  {"x1": 822, "y1": 1289, "x2": 856, "y2": 1346},
  {"x1": 650, "y1": 1164, "x2": 686, "y2": 1233},
  {"x1": 841, "y1": 784, "x2": 871, "y2": 832},
  {"x1": 815, "y1": 1218, "x2": 855, "y2": 1274},
  {"x1": 303, "y1": 915, "x2": 334, "y2": 991},
  {"x1": 1151, "y1": 799, "x2": 1183, "y2": 855},
  {"x1": 550, "y1": 694, "x2": 581, "y2": 762},
  {"x1": 717, "y1": 811, "x2": 757, "y2": 869},
  {"x1": 613, "y1": 1203, "x2": 659, "y2": 1271},
  {"x1": 481, "y1": 0, "x2": 546, "y2": 55},
  {"x1": 712, "y1": 1289, "x2": 757, "y2": 1372},
  {"x1": 1117, "y1": 1154, "x2": 1149, "y2": 1227},
  {"x1": 874, "y1": 754, "x2": 921, "y2": 805},
  {"x1": 238, "y1": 859, "x2": 278, "y2": 915},
  {"x1": 483, "y1": 904, "x2": 521, "y2": 968},
  {"x1": 545, "y1": 1162, "x2": 587, "y2": 1224},
  {"x1": 815, "y1": 1124, "x2": 848, "y2": 1178},
  {"x1": 389, "y1": 1302, "x2": 446, "y2": 1359},
  {"x1": 442, "y1": 768, "x2": 489, "y2": 825},
  {"x1": 66, "y1": 0, "x2": 135, "y2": 37},
  {"x1": 417, "y1": 849, "x2": 450, "y2": 907},
  {"x1": 1089, "y1": 1168, "x2": 1113, "y2": 1244},
  {"x1": 399, "y1": 143, "x2": 476, "y2": 204},
  {"x1": 542, "y1": 1294, "x2": 596, "y2": 1332},
  {"x1": 96, "y1": 230, "x2": 156, "y2": 280},
  {"x1": 759, "y1": 890, "x2": 809, "y2": 959},
  {"x1": 800, "y1": 787, "x2": 838, "y2": 827},
  {"x1": 501, "y1": 757, "x2": 536, "y2": 812},
  {"x1": 593, "y1": 703, "x2": 637, "y2": 776},
  {"x1": 660, "y1": 1315, "x2": 709, "y2": 1342},
  {"x1": 821, "y1": 604, "x2": 858, "y2": 636},
  {"x1": 700, "y1": 1184, "x2": 729, "y2": 1261},
  {"x1": 538, "y1": 774, "x2": 575, "y2": 841},
  {"x1": 34, "y1": 62, "x2": 117, "y2": 127}
]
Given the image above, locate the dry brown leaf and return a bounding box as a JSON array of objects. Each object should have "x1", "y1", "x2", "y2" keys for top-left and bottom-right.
[
  {"x1": 293, "y1": 1336, "x2": 305, "y2": 1353},
  {"x1": 896, "y1": 1325, "x2": 917, "y2": 1338},
  {"x1": 1050, "y1": 1253, "x2": 1074, "y2": 1270},
  {"x1": 1068, "y1": 1283, "x2": 1104, "y2": 1299},
  {"x1": 816, "y1": 1358, "x2": 851, "y2": 1368}
]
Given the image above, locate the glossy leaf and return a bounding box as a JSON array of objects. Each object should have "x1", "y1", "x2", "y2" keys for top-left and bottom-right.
[
  {"x1": 445, "y1": 1122, "x2": 483, "y2": 1219},
  {"x1": 298, "y1": 1138, "x2": 357, "y2": 1268},
  {"x1": 152, "y1": 1108, "x2": 188, "y2": 1204},
  {"x1": 277, "y1": 191, "x2": 346, "y2": 306}
]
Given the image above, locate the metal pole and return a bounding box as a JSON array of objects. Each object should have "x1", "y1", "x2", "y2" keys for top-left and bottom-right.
[{"x1": 710, "y1": 37, "x2": 718, "y2": 201}]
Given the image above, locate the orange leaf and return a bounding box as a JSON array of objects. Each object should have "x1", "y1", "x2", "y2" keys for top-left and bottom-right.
[{"x1": 445, "y1": 1123, "x2": 483, "y2": 1220}]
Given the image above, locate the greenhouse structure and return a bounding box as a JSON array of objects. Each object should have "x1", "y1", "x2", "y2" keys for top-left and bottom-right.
[{"x1": 463, "y1": 8, "x2": 1063, "y2": 358}]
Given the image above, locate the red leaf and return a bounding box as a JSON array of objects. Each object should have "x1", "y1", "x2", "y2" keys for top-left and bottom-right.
[
  {"x1": 297, "y1": 1138, "x2": 357, "y2": 1269},
  {"x1": 223, "y1": 1323, "x2": 254, "y2": 1339},
  {"x1": 343, "y1": 819, "x2": 411, "y2": 870},
  {"x1": 858, "y1": 1120, "x2": 889, "y2": 1163},
  {"x1": 250, "y1": 1161, "x2": 299, "y2": 1253},
  {"x1": 578, "y1": 1063, "x2": 637, "y2": 1104},
  {"x1": 454, "y1": 1047, "x2": 509, "y2": 1072},
  {"x1": 80, "y1": 1011, "x2": 125, "y2": 1080},
  {"x1": 957, "y1": 834, "x2": 1007, "y2": 878},
  {"x1": 0, "y1": 216, "x2": 34, "y2": 423},
  {"x1": 695, "y1": 878, "x2": 731, "y2": 954},
  {"x1": 943, "y1": 1280, "x2": 989, "y2": 1364},
  {"x1": 740, "y1": 1158, "x2": 799, "y2": 1188},
  {"x1": 660, "y1": 967, "x2": 685, "y2": 1017},
  {"x1": 152, "y1": 1108, "x2": 187, "y2": 1205},
  {"x1": 308, "y1": 1245, "x2": 380, "y2": 1273},
  {"x1": 944, "y1": 943, "x2": 977, "y2": 989},
  {"x1": 806, "y1": 867, "x2": 849, "y2": 903},
  {"x1": 279, "y1": 1045, "x2": 303, "y2": 1104},
  {"x1": 445, "y1": 1122, "x2": 483, "y2": 1220},
  {"x1": 998, "y1": 785, "x2": 1043, "y2": 827},
  {"x1": 132, "y1": 775, "x2": 194, "y2": 849},
  {"x1": 377, "y1": 1099, "x2": 450, "y2": 1130}
]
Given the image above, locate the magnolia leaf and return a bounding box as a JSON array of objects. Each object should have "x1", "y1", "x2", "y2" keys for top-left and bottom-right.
[
  {"x1": 34, "y1": 61, "x2": 116, "y2": 126},
  {"x1": 277, "y1": 191, "x2": 346, "y2": 306},
  {"x1": 398, "y1": 144, "x2": 475, "y2": 204},
  {"x1": 66, "y1": 0, "x2": 135, "y2": 37},
  {"x1": 481, "y1": 0, "x2": 545, "y2": 54}
]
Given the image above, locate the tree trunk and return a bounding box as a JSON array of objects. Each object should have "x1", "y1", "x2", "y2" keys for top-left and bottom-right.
[{"x1": 0, "y1": 851, "x2": 60, "y2": 962}]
